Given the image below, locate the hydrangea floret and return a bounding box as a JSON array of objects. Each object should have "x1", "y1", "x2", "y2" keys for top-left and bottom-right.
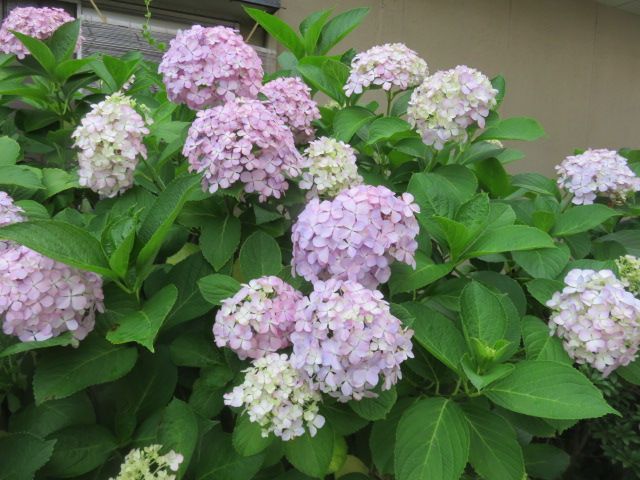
[
  {"x1": 299, "y1": 137, "x2": 362, "y2": 198},
  {"x1": 547, "y1": 268, "x2": 640, "y2": 375},
  {"x1": 109, "y1": 445, "x2": 183, "y2": 480},
  {"x1": 556, "y1": 149, "x2": 640, "y2": 205},
  {"x1": 407, "y1": 65, "x2": 498, "y2": 149},
  {"x1": 0, "y1": 7, "x2": 75, "y2": 59},
  {"x1": 224, "y1": 353, "x2": 325, "y2": 441},
  {"x1": 291, "y1": 184, "x2": 420, "y2": 288},
  {"x1": 344, "y1": 43, "x2": 429, "y2": 96},
  {"x1": 0, "y1": 192, "x2": 104, "y2": 342},
  {"x1": 261, "y1": 77, "x2": 320, "y2": 144},
  {"x1": 213, "y1": 276, "x2": 303, "y2": 360},
  {"x1": 159, "y1": 25, "x2": 263, "y2": 110},
  {"x1": 183, "y1": 97, "x2": 304, "y2": 201},
  {"x1": 616, "y1": 255, "x2": 640, "y2": 296},
  {"x1": 291, "y1": 280, "x2": 414, "y2": 401},
  {"x1": 72, "y1": 92, "x2": 150, "y2": 198}
]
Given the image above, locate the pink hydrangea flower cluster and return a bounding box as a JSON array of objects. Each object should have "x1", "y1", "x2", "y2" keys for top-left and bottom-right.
[
  {"x1": 556, "y1": 149, "x2": 640, "y2": 205},
  {"x1": 344, "y1": 43, "x2": 429, "y2": 96},
  {"x1": 407, "y1": 65, "x2": 498, "y2": 149},
  {"x1": 72, "y1": 92, "x2": 150, "y2": 198},
  {"x1": 291, "y1": 185, "x2": 420, "y2": 288},
  {"x1": 299, "y1": 137, "x2": 362, "y2": 198},
  {"x1": 261, "y1": 77, "x2": 320, "y2": 144},
  {"x1": 159, "y1": 25, "x2": 263, "y2": 110},
  {"x1": 0, "y1": 7, "x2": 75, "y2": 59},
  {"x1": 291, "y1": 280, "x2": 414, "y2": 401},
  {"x1": 224, "y1": 353, "x2": 325, "y2": 441},
  {"x1": 183, "y1": 97, "x2": 304, "y2": 201},
  {"x1": 547, "y1": 269, "x2": 640, "y2": 375},
  {"x1": 213, "y1": 276, "x2": 303, "y2": 360},
  {"x1": 0, "y1": 192, "x2": 104, "y2": 342}
]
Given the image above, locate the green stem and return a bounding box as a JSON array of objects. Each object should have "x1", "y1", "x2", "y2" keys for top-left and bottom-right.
[{"x1": 385, "y1": 89, "x2": 395, "y2": 116}]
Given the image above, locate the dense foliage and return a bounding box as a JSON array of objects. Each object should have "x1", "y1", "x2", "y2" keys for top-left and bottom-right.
[{"x1": 0, "y1": 5, "x2": 640, "y2": 480}]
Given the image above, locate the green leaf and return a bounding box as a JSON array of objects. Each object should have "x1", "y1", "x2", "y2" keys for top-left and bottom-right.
[
  {"x1": 0, "y1": 220, "x2": 112, "y2": 277},
  {"x1": 136, "y1": 175, "x2": 200, "y2": 272},
  {"x1": 170, "y1": 330, "x2": 221, "y2": 368},
  {"x1": 460, "y1": 281, "x2": 519, "y2": 352},
  {"x1": 596, "y1": 230, "x2": 640, "y2": 256},
  {"x1": 199, "y1": 274, "x2": 242, "y2": 306},
  {"x1": 42, "y1": 168, "x2": 78, "y2": 198},
  {"x1": 477, "y1": 117, "x2": 545, "y2": 142},
  {"x1": 389, "y1": 254, "x2": 453, "y2": 295},
  {"x1": 244, "y1": 7, "x2": 305, "y2": 58},
  {"x1": 284, "y1": 424, "x2": 335, "y2": 479},
  {"x1": 300, "y1": 9, "x2": 333, "y2": 54},
  {"x1": 511, "y1": 173, "x2": 559, "y2": 197},
  {"x1": 366, "y1": 117, "x2": 412, "y2": 145},
  {"x1": 512, "y1": 244, "x2": 570, "y2": 279},
  {"x1": 395, "y1": 398, "x2": 470, "y2": 480},
  {"x1": 369, "y1": 398, "x2": 413, "y2": 475},
  {"x1": 484, "y1": 360, "x2": 616, "y2": 419},
  {"x1": 0, "y1": 165, "x2": 42, "y2": 190},
  {"x1": 0, "y1": 432, "x2": 56, "y2": 480},
  {"x1": 0, "y1": 332, "x2": 75, "y2": 358},
  {"x1": 9, "y1": 392, "x2": 95, "y2": 438},
  {"x1": 461, "y1": 359, "x2": 515, "y2": 391},
  {"x1": 317, "y1": 8, "x2": 370, "y2": 55},
  {"x1": 0, "y1": 136, "x2": 20, "y2": 165},
  {"x1": 33, "y1": 337, "x2": 137, "y2": 404},
  {"x1": 521, "y1": 316, "x2": 571, "y2": 364},
  {"x1": 196, "y1": 429, "x2": 264, "y2": 480},
  {"x1": 106, "y1": 284, "x2": 178, "y2": 352},
  {"x1": 474, "y1": 158, "x2": 511, "y2": 197},
  {"x1": 402, "y1": 303, "x2": 466, "y2": 375},
  {"x1": 332, "y1": 106, "x2": 376, "y2": 141},
  {"x1": 201, "y1": 214, "x2": 241, "y2": 270},
  {"x1": 526, "y1": 278, "x2": 563, "y2": 305},
  {"x1": 48, "y1": 20, "x2": 81, "y2": 61},
  {"x1": 297, "y1": 57, "x2": 349, "y2": 103},
  {"x1": 491, "y1": 75, "x2": 506, "y2": 107},
  {"x1": 523, "y1": 444, "x2": 570, "y2": 480},
  {"x1": 466, "y1": 225, "x2": 554, "y2": 257},
  {"x1": 349, "y1": 387, "x2": 397, "y2": 420},
  {"x1": 45, "y1": 425, "x2": 116, "y2": 477},
  {"x1": 462, "y1": 405, "x2": 525, "y2": 480},
  {"x1": 552, "y1": 204, "x2": 620, "y2": 237},
  {"x1": 239, "y1": 231, "x2": 282, "y2": 280},
  {"x1": 617, "y1": 358, "x2": 640, "y2": 385},
  {"x1": 233, "y1": 414, "x2": 274, "y2": 457},
  {"x1": 164, "y1": 252, "x2": 214, "y2": 327},
  {"x1": 12, "y1": 31, "x2": 56, "y2": 73},
  {"x1": 158, "y1": 399, "x2": 198, "y2": 478},
  {"x1": 459, "y1": 141, "x2": 504, "y2": 165}
]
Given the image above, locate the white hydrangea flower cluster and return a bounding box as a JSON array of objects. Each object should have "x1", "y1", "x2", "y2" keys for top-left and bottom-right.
[
  {"x1": 224, "y1": 353, "x2": 325, "y2": 441},
  {"x1": 109, "y1": 445, "x2": 183, "y2": 480},
  {"x1": 299, "y1": 136, "x2": 363, "y2": 198},
  {"x1": 547, "y1": 268, "x2": 640, "y2": 375},
  {"x1": 72, "y1": 92, "x2": 151, "y2": 198},
  {"x1": 616, "y1": 255, "x2": 640, "y2": 296},
  {"x1": 344, "y1": 43, "x2": 428, "y2": 96},
  {"x1": 407, "y1": 65, "x2": 497, "y2": 149},
  {"x1": 556, "y1": 149, "x2": 640, "y2": 205}
]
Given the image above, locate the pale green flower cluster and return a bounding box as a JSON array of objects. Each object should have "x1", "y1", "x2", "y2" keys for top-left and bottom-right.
[
  {"x1": 617, "y1": 255, "x2": 640, "y2": 296},
  {"x1": 110, "y1": 445, "x2": 183, "y2": 480}
]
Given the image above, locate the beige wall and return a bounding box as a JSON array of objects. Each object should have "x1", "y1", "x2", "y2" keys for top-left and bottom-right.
[{"x1": 273, "y1": 0, "x2": 640, "y2": 174}]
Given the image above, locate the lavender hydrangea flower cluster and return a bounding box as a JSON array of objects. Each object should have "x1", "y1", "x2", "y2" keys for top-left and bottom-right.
[
  {"x1": 213, "y1": 276, "x2": 302, "y2": 360},
  {"x1": 407, "y1": 65, "x2": 498, "y2": 149},
  {"x1": 0, "y1": 192, "x2": 104, "y2": 342},
  {"x1": 183, "y1": 97, "x2": 304, "y2": 201},
  {"x1": 547, "y1": 268, "x2": 640, "y2": 375},
  {"x1": 291, "y1": 184, "x2": 420, "y2": 288},
  {"x1": 556, "y1": 149, "x2": 640, "y2": 205},
  {"x1": 224, "y1": 353, "x2": 325, "y2": 441},
  {"x1": 72, "y1": 92, "x2": 150, "y2": 198},
  {"x1": 0, "y1": 7, "x2": 75, "y2": 59},
  {"x1": 109, "y1": 445, "x2": 183, "y2": 480},
  {"x1": 299, "y1": 137, "x2": 362, "y2": 198},
  {"x1": 616, "y1": 255, "x2": 640, "y2": 296},
  {"x1": 344, "y1": 43, "x2": 429, "y2": 96},
  {"x1": 261, "y1": 77, "x2": 320, "y2": 144},
  {"x1": 291, "y1": 280, "x2": 414, "y2": 401},
  {"x1": 159, "y1": 25, "x2": 263, "y2": 110}
]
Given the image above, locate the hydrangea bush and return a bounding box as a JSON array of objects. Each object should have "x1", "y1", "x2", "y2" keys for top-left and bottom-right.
[{"x1": 0, "y1": 5, "x2": 639, "y2": 480}]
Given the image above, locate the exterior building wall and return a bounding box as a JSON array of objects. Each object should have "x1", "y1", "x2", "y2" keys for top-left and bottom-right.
[{"x1": 274, "y1": 0, "x2": 640, "y2": 174}]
